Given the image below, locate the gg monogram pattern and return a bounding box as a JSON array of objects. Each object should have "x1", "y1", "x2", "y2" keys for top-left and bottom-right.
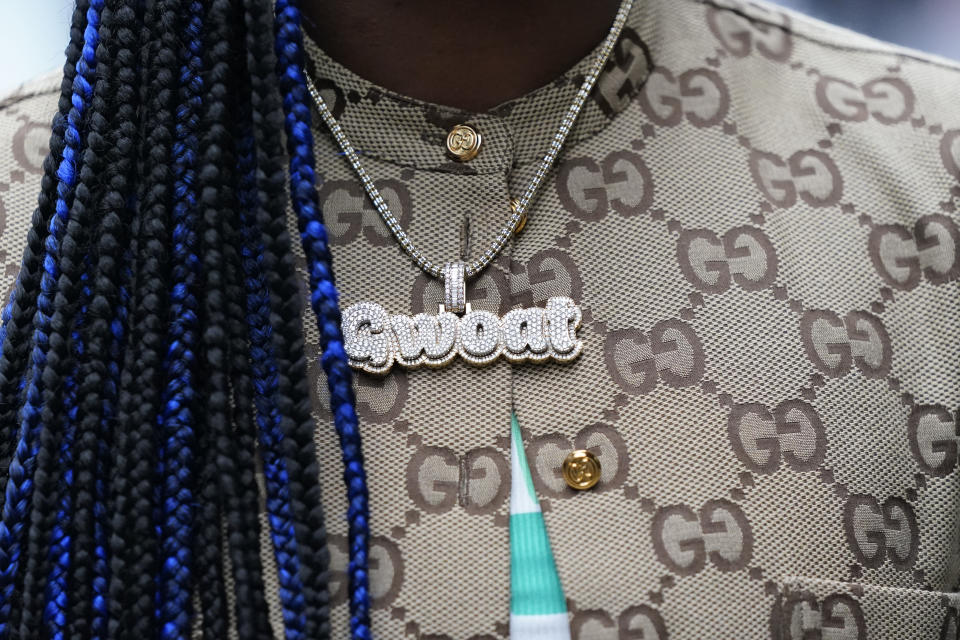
[{"x1": 1, "y1": 0, "x2": 959, "y2": 638}]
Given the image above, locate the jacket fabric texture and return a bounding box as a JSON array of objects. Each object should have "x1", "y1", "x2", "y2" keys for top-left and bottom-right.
[{"x1": 1, "y1": 0, "x2": 959, "y2": 637}]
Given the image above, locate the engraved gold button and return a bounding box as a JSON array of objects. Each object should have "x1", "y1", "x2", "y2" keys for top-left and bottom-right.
[
  {"x1": 562, "y1": 449, "x2": 601, "y2": 491},
  {"x1": 510, "y1": 198, "x2": 526, "y2": 233},
  {"x1": 446, "y1": 124, "x2": 482, "y2": 162}
]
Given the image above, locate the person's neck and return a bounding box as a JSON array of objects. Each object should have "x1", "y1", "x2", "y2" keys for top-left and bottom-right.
[{"x1": 300, "y1": 0, "x2": 624, "y2": 113}]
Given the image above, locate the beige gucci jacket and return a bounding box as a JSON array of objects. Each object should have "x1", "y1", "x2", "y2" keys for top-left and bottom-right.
[{"x1": 2, "y1": 0, "x2": 960, "y2": 638}]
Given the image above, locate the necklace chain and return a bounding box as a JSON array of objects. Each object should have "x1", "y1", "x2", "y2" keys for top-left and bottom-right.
[{"x1": 305, "y1": 0, "x2": 633, "y2": 281}]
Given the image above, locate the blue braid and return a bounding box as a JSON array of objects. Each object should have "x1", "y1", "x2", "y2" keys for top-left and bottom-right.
[
  {"x1": 273, "y1": 3, "x2": 372, "y2": 638},
  {"x1": 0, "y1": 1, "x2": 103, "y2": 634},
  {"x1": 154, "y1": 3, "x2": 203, "y2": 637},
  {"x1": 43, "y1": 270, "x2": 90, "y2": 639},
  {"x1": 236, "y1": 128, "x2": 309, "y2": 639},
  {"x1": 43, "y1": 434, "x2": 72, "y2": 638},
  {"x1": 43, "y1": 430, "x2": 72, "y2": 638}
]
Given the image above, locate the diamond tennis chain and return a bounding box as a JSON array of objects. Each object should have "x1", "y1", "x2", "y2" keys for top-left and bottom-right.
[{"x1": 305, "y1": 0, "x2": 634, "y2": 373}]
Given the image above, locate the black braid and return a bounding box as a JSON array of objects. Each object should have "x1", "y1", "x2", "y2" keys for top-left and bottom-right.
[
  {"x1": 0, "y1": 0, "x2": 90, "y2": 497},
  {"x1": 221, "y1": 176, "x2": 272, "y2": 640},
  {"x1": 223, "y1": 81, "x2": 272, "y2": 640},
  {"x1": 17, "y1": 0, "x2": 131, "y2": 633},
  {"x1": 0, "y1": 0, "x2": 354, "y2": 636},
  {"x1": 243, "y1": 0, "x2": 332, "y2": 634},
  {"x1": 106, "y1": 0, "x2": 176, "y2": 634},
  {"x1": 67, "y1": 2, "x2": 140, "y2": 638},
  {"x1": 193, "y1": 0, "x2": 241, "y2": 636}
]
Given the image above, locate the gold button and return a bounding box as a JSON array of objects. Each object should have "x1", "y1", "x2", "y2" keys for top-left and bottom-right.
[
  {"x1": 562, "y1": 449, "x2": 601, "y2": 491},
  {"x1": 446, "y1": 124, "x2": 482, "y2": 162}
]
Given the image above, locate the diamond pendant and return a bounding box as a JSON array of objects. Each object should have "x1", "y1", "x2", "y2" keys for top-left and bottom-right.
[{"x1": 341, "y1": 262, "x2": 583, "y2": 375}]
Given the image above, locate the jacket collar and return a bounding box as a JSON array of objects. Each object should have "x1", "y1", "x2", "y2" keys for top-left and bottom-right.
[{"x1": 302, "y1": 2, "x2": 652, "y2": 174}]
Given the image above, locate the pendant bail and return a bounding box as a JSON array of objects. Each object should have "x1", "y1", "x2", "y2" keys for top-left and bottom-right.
[{"x1": 443, "y1": 261, "x2": 467, "y2": 314}]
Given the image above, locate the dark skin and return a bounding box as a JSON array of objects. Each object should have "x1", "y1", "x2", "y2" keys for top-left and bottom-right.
[{"x1": 301, "y1": 0, "x2": 624, "y2": 113}]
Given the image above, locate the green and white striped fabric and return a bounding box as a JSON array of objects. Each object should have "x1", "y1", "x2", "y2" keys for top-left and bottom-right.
[{"x1": 509, "y1": 413, "x2": 570, "y2": 640}]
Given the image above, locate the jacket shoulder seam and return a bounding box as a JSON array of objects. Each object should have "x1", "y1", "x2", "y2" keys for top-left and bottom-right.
[
  {"x1": 689, "y1": 0, "x2": 960, "y2": 76},
  {"x1": 0, "y1": 87, "x2": 60, "y2": 113}
]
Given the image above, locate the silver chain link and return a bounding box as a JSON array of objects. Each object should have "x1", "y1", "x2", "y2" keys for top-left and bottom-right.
[{"x1": 305, "y1": 0, "x2": 633, "y2": 281}]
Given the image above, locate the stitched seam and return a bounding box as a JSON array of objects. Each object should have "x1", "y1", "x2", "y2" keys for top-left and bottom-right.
[
  {"x1": 0, "y1": 87, "x2": 60, "y2": 113},
  {"x1": 686, "y1": 0, "x2": 960, "y2": 75}
]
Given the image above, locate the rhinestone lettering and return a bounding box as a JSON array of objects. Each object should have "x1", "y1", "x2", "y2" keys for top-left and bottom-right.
[{"x1": 341, "y1": 297, "x2": 584, "y2": 374}]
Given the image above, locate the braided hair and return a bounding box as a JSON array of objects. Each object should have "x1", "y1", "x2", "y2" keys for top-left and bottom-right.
[{"x1": 0, "y1": 0, "x2": 372, "y2": 638}]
